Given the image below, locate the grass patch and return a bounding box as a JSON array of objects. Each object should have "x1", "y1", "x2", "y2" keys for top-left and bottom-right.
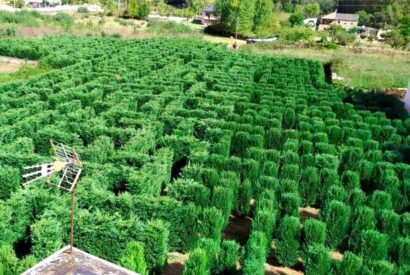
[
  {"x1": 240, "y1": 44, "x2": 410, "y2": 90},
  {"x1": 0, "y1": 62, "x2": 52, "y2": 83},
  {"x1": 147, "y1": 20, "x2": 198, "y2": 35}
]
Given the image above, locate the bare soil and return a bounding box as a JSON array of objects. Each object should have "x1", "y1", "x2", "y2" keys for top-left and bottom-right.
[
  {"x1": 222, "y1": 215, "x2": 252, "y2": 245},
  {"x1": 383, "y1": 87, "x2": 407, "y2": 99},
  {"x1": 0, "y1": 56, "x2": 37, "y2": 73},
  {"x1": 164, "y1": 252, "x2": 189, "y2": 275},
  {"x1": 299, "y1": 206, "x2": 320, "y2": 222},
  {"x1": 265, "y1": 264, "x2": 303, "y2": 275}
]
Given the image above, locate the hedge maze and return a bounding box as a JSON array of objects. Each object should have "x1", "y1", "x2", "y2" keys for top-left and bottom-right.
[{"x1": 0, "y1": 36, "x2": 409, "y2": 274}]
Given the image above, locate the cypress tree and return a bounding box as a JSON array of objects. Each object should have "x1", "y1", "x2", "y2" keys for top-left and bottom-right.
[
  {"x1": 304, "y1": 245, "x2": 331, "y2": 275},
  {"x1": 183, "y1": 248, "x2": 208, "y2": 275},
  {"x1": 398, "y1": 237, "x2": 410, "y2": 265},
  {"x1": 242, "y1": 231, "x2": 267, "y2": 275},
  {"x1": 323, "y1": 200, "x2": 351, "y2": 249},
  {"x1": 303, "y1": 219, "x2": 326, "y2": 248},
  {"x1": 360, "y1": 230, "x2": 389, "y2": 262},
  {"x1": 253, "y1": 0, "x2": 273, "y2": 33},
  {"x1": 280, "y1": 192, "x2": 300, "y2": 217},
  {"x1": 217, "y1": 240, "x2": 241, "y2": 273},
  {"x1": 299, "y1": 166, "x2": 320, "y2": 205},
  {"x1": 275, "y1": 216, "x2": 300, "y2": 266},
  {"x1": 120, "y1": 241, "x2": 148, "y2": 275},
  {"x1": 338, "y1": 251, "x2": 363, "y2": 275}
]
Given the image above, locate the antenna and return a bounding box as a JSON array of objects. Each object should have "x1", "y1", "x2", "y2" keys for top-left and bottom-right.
[{"x1": 23, "y1": 140, "x2": 83, "y2": 254}]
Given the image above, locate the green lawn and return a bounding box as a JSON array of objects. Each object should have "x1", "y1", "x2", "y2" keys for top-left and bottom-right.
[
  {"x1": 240, "y1": 45, "x2": 410, "y2": 90},
  {"x1": 0, "y1": 63, "x2": 51, "y2": 84}
]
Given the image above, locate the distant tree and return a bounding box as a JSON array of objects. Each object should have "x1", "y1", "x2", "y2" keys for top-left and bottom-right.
[
  {"x1": 126, "y1": 0, "x2": 139, "y2": 17},
  {"x1": 399, "y1": 15, "x2": 410, "y2": 36},
  {"x1": 253, "y1": 0, "x2": 273, "y2": 32},
  {"x1": 187, "y1": 0, "x2": 203, "y2": 17},
  {"x1": 138, "y1": 0, "x2": 151, "y2": 19},
  {"x1": 288, "y1": 12, "x2": 304, "y2": 27},
  {"x1": 120, "y1": 241, "x2": 148, "y2": 275},
  {"x1": 303, "y1": 3, "x2": 320, "y2": 17},
  {"x1": 357, "y1": 10, "x2": 373, "y2": 26}
]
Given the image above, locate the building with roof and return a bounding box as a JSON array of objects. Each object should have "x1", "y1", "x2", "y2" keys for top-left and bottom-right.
[
  {"x1": 22, "y1": 246, "x2": 139, "y2": 275},
  {"x1": 319, "y1": 12, "x2": 359, "y2": 30},
  {"x1": 202, "y1": 4, "x2": 220, "y2": 26}
]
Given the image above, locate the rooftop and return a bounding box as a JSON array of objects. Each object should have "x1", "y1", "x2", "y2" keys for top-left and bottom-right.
[
  {"x1": 203, "y1": 4, "x2": 216, "y2": 13},
  {"x1": 322, "y1": 12, "x2": 359, "y2": 22},
  {"x1": 22, "y1": 246, "x2": 139, "y2": 275}
]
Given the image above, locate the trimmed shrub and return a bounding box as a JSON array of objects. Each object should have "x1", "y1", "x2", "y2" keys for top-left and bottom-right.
[
  {"x1": 397, "y1": 237, "x2": 410, "y2": 265},
  {"x1": 120, "y1": 241, "x2": 148, "y2": 275},
  {"x1": 0, "y1": 166, "x2": 20, "y2": 201},
  {"x1": 378, "y1": 210, "x2": 400, "y2": 242},
  {"x1": 304, "y1": 244, "x2": 331, "y2": 275},
  {"x1": 323, "y1": 200, "x2": 351, "y2": 249},
  {"x1": 168, "y1": 179, "x2": 210, "y2": 207},
  {"x1": 364, "y1": 260, "x2": 395, "y2": 275},
  {"x1": 326, "y1": 185, "x2": 348, "y2": 203},
  {"x1": 283, "y1": 108, "x2": 296, "y2": 129},
  {"x1": 265, "y1": 128, "x2": 282, "y2": 149},
  {"x1": 0, "y1": 245, "x2": 19, "y2": 275},
  {"x1": 252, "y1": 210, "x2": 277, "y2": 249},
  {"x1": 212, "y1": 186, "x2": 234, "y2": 223},
  {"x1": 280, "y1": 192, "x2": 300, "y2": 217},
  {"x1": 338, "y1": 251, "x2": 363, "y2": 275},
  {"x1": 350, "y1": 206, "x2": 376, "y2": 252},
  {"x1": 360, "y1": 230, "x2": 389, "y2": 261},
  {"x1": 299, "y1": 167, "x2": 320, "y2": 205},
  {"x1": 31, "y1": 217, "x2": 64, "y2": 259},
  {"x1": 217, "y1": 240, "x2": 241, "y2": 273},
  {"x1": 402, "y1": 213, "x2": 410, "y2": 237},
  {"x1": 196, "y1": 238, "x2": 218, "y2": 272},
  {"x1": 341, "y1": 171, "x2": 360, "y2": 189},
  {"x1": 236, "y1": 179, "x2": 252, "y2": 216},
  {"x1": 275, "y1": 216, "x2": 300, "y2": 266},
  {"x1": 369, "y1": 191, "x2": 392, "y2": 210},
  {"x1": 199, "y1": 207, "x2": 224, "y2": 242},
  {"x1": 280, "y1": 164, "x2": 300, "y2": 181},
  {"x1": 348, "y1": 188, "x2": 366, "y2": 210},
  {"x1": 242, "y1": 231, "x2": 267, "y2": 275},
  {"x1": 183, "y1": 248, "x2": 208, "y2": 275},
  {"x1": 303, "y1": 219, "x2": 326, "y2": 248}
]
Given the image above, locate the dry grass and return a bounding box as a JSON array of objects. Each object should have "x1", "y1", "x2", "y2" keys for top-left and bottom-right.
[{"x1": 240, "y1": 44, "x2": 410, "y2": 90}]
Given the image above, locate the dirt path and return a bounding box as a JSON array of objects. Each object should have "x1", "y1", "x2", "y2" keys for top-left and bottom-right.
[
  {"x1": 0, "y1": 56, "x2": 37, "y2": 73},
  {"x1": 164, "y1": 252, "x2": 188, "y2": 275}
]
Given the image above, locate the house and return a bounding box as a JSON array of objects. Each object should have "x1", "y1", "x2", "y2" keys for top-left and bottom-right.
[
  {"x1": 202, "y1": 4, "x2": 220, "y2": 26},
  {"x1": 319, "y1": 12, "x2": 359, "y2": 30}
]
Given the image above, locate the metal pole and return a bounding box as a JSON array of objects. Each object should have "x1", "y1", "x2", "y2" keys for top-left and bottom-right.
[{"x1": 70, "y1": 191, "x2": 75, "y2": 253}]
